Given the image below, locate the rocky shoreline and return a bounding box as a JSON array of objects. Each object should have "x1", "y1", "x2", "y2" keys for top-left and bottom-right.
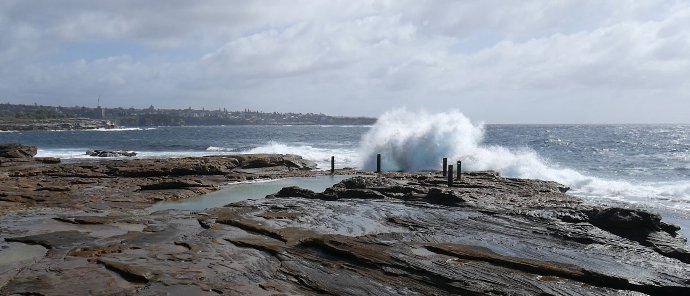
[
  {"x1": 1, "y1": 144, "x2": 690, "y2": 295},
  {"x1": 0, "y1": 118, "x2": 115, "y2": 131},
  {"x1": 0, "y1": 145, "x2": 322, "y2": 213}
]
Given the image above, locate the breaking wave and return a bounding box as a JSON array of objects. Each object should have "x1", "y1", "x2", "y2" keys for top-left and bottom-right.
[
  {"x1": 43, "y1": 127, "x2": 155, "y2": 132},
  {"x1": 210, "y1": 141, "x2": 359, "y2": 170},
  {"x1": 359, "y1": 109, "x2": 690, "y2": 206},
  {"x1": 87, "y1": 127, "x2": 157, "y2": 131}
]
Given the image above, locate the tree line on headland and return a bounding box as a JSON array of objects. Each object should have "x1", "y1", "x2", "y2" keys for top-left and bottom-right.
[{"x1": 0, "y1": 103, "x2": 376, "y2": 126}]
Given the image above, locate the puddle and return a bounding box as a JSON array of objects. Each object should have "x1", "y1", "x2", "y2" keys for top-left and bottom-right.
[
  {"x1": 23, "y1": 218, "x2": 136, "y2": 238},
  {"x1": 0, "y1": 242, "x2": 48, "y2": 288},
  {"x1": 149, "y1": 175, "x2": 351, "y2": 211},
  {"x1": 111, "y1": 223, "x2": 147, "y2": 233},
  {"x1": 0, "y1": 242, "x2": 47, "y2": 266}
]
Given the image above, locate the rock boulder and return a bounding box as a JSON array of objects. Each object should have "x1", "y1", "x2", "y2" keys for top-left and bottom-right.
[
  {"x1": 0, "y1": 143, "x2": 37, "y2": 158},
  {"x1": 87, "y1": 150, "x2": 137, "y2": 157}
]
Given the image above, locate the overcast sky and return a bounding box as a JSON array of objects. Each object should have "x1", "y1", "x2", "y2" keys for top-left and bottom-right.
[{"x1": 1, "y1": 1, "x2": 689, "y2": 123}]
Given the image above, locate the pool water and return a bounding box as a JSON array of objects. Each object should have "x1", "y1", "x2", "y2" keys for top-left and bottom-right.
[{"x1": 149, "y1": 175, "x2": 351, "y2": 211}]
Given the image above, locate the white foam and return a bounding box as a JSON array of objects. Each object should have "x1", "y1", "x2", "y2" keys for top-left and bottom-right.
[
  {"x1": 206, "y1": 146, "x2": 232, "y2": 152},
  {"x1": 87, "y1": 127, "x2": 147, "y2": 132},
  {"x1": 212, "y1": 142, "x2": 362, "y2": 169},
  {"x1": 36, "y1": 149, "x2": 219, "y2": 161},
  {"x1": 318, "y1": 125, "x2": 374, "y2": 128},
  {"x1": 237, "y1": 141, "x2": 359, "y2": 169},
  {"x1": 36, "y1": 148, "x2": 90, "y2": 159},
  {"x1": 40, "y1": 127, "x2": 150, "y2": 132},
  {"x1": 37, "y1": 141, "x2": 358, "y2": 169},
  {"x1": 359, "y1": 109, "x2": 690, "y2": 208}
]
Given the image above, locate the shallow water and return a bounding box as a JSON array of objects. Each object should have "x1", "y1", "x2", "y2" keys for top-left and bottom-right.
[
  {"x1": 0, "y1": 242, "x2": 47, "y2": 266},
  {"x1": 149, "y1": 175, "x2": 351, "y2": 211},
  {"x1": 0, "y1": 242, "x2": 48, "y2": 287}
]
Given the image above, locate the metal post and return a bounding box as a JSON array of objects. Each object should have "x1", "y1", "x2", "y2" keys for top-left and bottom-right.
[
  {"x1": 376, "y1": 154, "x2": 381, "y2": 173},
  {"x1": 442, "y1": 157, "x2": 448, "y2": 176},
  {"x1": 447, "y1": 165, "x2": 453, "y2": 187},
  {"x1": 456, "y1": 160, "x2": 462, "y2": 181},
  {"x1": 331, "y1": 156, "x2": 335, "y2": 175}
]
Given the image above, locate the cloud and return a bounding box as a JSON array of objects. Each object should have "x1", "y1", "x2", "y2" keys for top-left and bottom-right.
[{"x1": 0, "y1": 0, "x2": 688, "y2": 122}]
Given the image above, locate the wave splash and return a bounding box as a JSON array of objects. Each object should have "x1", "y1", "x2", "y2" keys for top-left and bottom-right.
[
  {"x1": 210, "y1": 141, "x2": 359, "y2": 170},
  {"x1": 358, "y1": 109, "x2": 690, "y2": 206}
]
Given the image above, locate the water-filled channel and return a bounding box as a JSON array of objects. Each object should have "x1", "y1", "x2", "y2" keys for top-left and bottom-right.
[{"x1": 149, "y1": 175, "x2": 350, "y2": 211}]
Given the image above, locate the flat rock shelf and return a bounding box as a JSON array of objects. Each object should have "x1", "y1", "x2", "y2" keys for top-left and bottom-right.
[{"x1": 1, "y1": 148, "x2": 690, "y2": 295}]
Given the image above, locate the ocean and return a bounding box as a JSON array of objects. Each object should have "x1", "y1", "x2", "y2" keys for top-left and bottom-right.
[{"x1": 2, "y1": 110, "x2": 689, "y2": 215}]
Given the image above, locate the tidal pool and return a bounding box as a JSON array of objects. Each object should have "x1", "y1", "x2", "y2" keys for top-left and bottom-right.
[
  {"x1": 0, "y1": 242, "x2": 48, "y2": 287},
  {"x1": 149, "y1": 175, "x2": 351, "y2": 211},
  {"x1": 0, "y1": 242, "x2": 47, "y2": 266}
]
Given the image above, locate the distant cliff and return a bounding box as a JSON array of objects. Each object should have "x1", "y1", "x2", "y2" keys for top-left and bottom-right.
[{"x1": 0, "y1": 103, "x2": 376, "y2": 127}]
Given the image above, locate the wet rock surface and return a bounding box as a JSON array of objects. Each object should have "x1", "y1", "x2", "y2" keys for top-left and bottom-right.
[
  {"x1": 86, "y1": 150, "x2": 138, "y2": 157},
  {"x1": 1, "y1": 157, "x2": 690, "y2": 295},
  {"x1": 0, "y1": 152, "x2": 319, "y2": 213},
  {"x1": 0, "y1": 144, "x2": 37, "y2": 158}
]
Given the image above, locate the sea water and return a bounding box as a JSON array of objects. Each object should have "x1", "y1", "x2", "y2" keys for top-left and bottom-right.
[
  {"x1": 150, "y1": 175, "x2": 351, "y2": 211},
  {"x1": 1, "y1": 110, "x2": 689, "y2": 214}
]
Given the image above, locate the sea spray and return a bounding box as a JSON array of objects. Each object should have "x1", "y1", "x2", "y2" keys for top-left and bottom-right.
[
  {"x1": 234, "y1": 141, "x2": 359, "y2": 170},
  {"x1": 359, "y1": 109, "x2": 690, "y2": 206},
  {"x1": 359, "y1": 109, "x2": 484, "y2": 171}
]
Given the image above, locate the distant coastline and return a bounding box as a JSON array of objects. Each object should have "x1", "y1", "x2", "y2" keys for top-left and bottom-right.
[
  {"x1": 0, "y1": 103, "x2": 376, "y2": 129},
  {"x1": 0, "y1": 117, "x2": 115, "y2": 131}
]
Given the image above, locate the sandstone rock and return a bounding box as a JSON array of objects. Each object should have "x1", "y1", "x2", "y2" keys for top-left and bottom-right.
[
  {"x1": 587, "y1": 207, "x2": 679, "y2": 240},
  {"x1": 4, "y1": 161, "x2": 690, "y2": 295},
  {"x1": 35, "y1": 157, "x2": 61, "y2": 164},
  {"x1": 0, "y1": 154, "x2": 326, "y2": 213},
  {"x1": 87, "y1": 150, "x2": 137, "y2": 157},
  {"x1": 53, "y1": 216, "x2": 114, "y2": 225},
  {"x1": 0, "y1": 143, "x2": 37, "y2": 158},
  {"x1": 96, "y1": 258, "x2": 154, "y2": 283},
  {"x1": 310, "y1": 176, "x2": 398, "y2": 200},
  {"x1": 138, "y1": 180, "x2": 216, "y2": 191},
  {"x1": 109, "y1": 158, "x2": 238, "y2": 177},
  {"x1": 34, "y1": 185, "x2": 71, "y2": 192},
  {"x1": 333, "y1": 176, "x2": 400, "y2": 189},
  {"x1": 269, "y1": 186, "x2": 317, "y2": 198},
  {"x1": 586, "y1": 207, "x2": 690, "y2": 263},
  {"x1": 5, "y1": 230, "x2": 94, "y2": 249},
  {"x1": 322, "y1": 188, "x2": 387, "y2": 200},
  {"x1": 425, "y1": 187, "x2": 465, "y2": 205},
  {"x1": 234, "y1": 154, "x2": 317, "y2": 170}
]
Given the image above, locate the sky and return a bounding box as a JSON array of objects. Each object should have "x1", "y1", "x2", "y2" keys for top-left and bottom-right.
[{"x1": 1, "y1": 0, "x2": 689, "y2": 123}]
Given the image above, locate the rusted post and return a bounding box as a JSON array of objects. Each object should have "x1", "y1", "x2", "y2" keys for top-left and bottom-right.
[
  {"x1": 447, "y1": 165, "x2": 453, "y2": 187},
  {"x1": 456, "y1": 160, "x2": 462, "y2": 181},
  {"x1": 331, "y1": 156, "x2": 335, "y2": 175},
  {"x1": 442, "y1": 157, "x2": 448, "y2": 176},
  {"x1": 376, "y1": 154, "x2": 381, "y2": 173}
]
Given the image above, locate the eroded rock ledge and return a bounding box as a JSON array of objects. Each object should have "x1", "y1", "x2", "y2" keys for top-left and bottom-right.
[
  {"x1": 2, "y1": 170, "x2": 690, "y2": 295},
  {"x1": 0, "y1": 149, "x2": 318, "y2": 212}
]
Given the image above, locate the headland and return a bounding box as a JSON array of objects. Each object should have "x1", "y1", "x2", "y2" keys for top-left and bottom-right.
[{"x1": 0, "y1": 103, "x2": 376, "y2": 130}]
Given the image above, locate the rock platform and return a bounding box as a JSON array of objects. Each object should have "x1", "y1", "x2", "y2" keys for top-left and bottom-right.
[{"x1": 1, "y1": 145, "x2": 689, "y2": 295}]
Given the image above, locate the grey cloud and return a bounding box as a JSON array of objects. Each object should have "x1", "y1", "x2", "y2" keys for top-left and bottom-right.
[{"x1": 0, "y1": 1, "x2": 688, "y2": 123}]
